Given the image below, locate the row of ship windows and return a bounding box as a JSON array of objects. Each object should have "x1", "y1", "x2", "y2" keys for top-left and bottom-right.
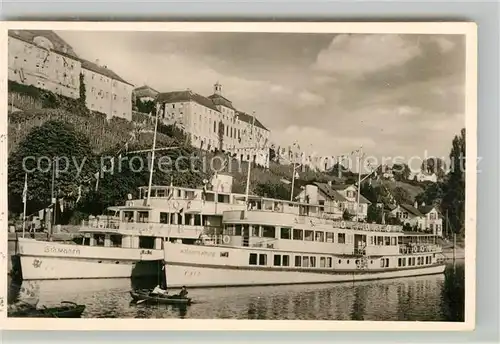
[
  {"x1": 226, "y1": 226, "x2": 400, "y2": 245},
  {"x1": 249, "y1": 253, "x2": 435, "y2": 269}
]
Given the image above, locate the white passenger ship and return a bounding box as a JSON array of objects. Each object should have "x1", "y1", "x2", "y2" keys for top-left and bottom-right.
[
  {"x1": 163, "y1": 187, "x2": 446, "y2": 287},
  {"x1": 16, "y1": 174, "x2": 246, "y2": 280}
]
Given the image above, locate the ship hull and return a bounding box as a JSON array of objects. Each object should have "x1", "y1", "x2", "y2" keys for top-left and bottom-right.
[
  {"x1": 15, "y1": 238, "x2": 163, "y2": 280},
  {"x1": 163, "y1": 243, "x2": 446, "y2": 288}
]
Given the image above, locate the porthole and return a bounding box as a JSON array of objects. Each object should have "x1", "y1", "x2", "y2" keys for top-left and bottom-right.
[
  {"x1": 338, "y1": 259, "x2": 342, "y2": 264},
  {"x1": 98, "y1": 260, "x2": 102, "y2": 263},
  {"x1": 346, "y1": 260, "x2": 350, "y2": 264}
]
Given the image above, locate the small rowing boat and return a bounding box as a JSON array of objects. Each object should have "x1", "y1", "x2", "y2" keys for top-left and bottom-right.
[
  {"x1": 9, "y1": 301, "x2": 86, "y2": 318},
  {"x1": 130, "y1": 290, "x2": 192, "y2": 305}
]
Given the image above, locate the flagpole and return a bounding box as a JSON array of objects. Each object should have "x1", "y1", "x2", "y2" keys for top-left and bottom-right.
[
  {"x1": 22, "y1": 173, "x2": 27, "y2": 238},
  {"x1": 50, "y1": 158, "x2": 56, "y2": 238},
  {"x1": 355, "y1": 146, "x2": 363, "y2": 221},
  {"x1": 146, "y1": 104, "x2": 160, "y2": 206},
  {"x1": 244, "y1": 113, "x2": 256, "y2": 206},
  {"x1": 290, "y1": 161, "x2": 296, "y2": 202}
]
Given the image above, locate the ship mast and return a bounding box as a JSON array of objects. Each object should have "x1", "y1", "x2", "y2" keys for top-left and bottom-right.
[
  {"x1": 355, "y1": 146, "x2": 363, "y2": 221},
  {"x1": 244, "y1": 113, "x2": 256, "y2": 207},
  {"x1": 146, "y1": 104, "x2": 161, "y2": 206}
]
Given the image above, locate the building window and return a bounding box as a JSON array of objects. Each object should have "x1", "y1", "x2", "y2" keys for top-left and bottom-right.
[{"x1": 249, "y1": 253, "x2": 258, "y2": 265}]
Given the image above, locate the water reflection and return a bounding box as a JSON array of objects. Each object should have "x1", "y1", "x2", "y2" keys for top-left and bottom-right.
[{"x1": 8, "y1": 263, "x2": 464, "y2": 321}]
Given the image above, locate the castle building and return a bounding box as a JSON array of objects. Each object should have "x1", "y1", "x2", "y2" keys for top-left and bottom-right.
[
  {"x1": 156, "y1": 82, "x2": 270, "y2": 167},
  {"x1": 8, "y1": 30, "x2": 81, "y2": 99},
  {"x1": 8, "y1": 30, "x2": 134, "y2": 121},
  {"x1": 81, "y1": 59, "x2": 134, "y2": 121}
]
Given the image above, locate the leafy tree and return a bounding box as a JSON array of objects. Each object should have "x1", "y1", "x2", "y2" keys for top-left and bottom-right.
[
  {"x1": 136, "y1": 98, "x2": 155, "y2": 114},
  {"x1": 367, "y1": 204, "x2": 383, "y2": 223},
  {"x1": 415, "y1": 182, "x2": 445, "y2": 207},
  {"x1": 342, "y1": 209, "x2": 354, "y2": 221},
  {"x1": 392, "y1": 186, "x2": 412, "y2": 204},
  {"x1": 421, "y1": 157, "x2": 447, "y2": 180},
  {"x1": 218, "y1": 121, "x2": 225, "y2": 152},
  {"x1": 254, "y1": 181, "x2": 290, "y2": 200},
  {"x1": 392, "y1": 163, "x2": 411, "y2": 181},
  {"x1": 441, "y1": 128, "x2": 465, "y2": 235},
  {"x1": 8, "y1": 120, "x2": 97, "y2": 216}
]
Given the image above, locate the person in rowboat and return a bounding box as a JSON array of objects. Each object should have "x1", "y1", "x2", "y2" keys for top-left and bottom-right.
[
  {"x1": 151, "y1": 285, "x2": 168, "y2": 296},
  {"x1": 178, "y1": 286, "x2": 188, "y2": 298}
]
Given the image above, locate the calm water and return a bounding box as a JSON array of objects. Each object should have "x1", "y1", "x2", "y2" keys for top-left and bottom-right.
[{"x1": 7, "y1": 262, "x2": 464, "y2": 321}]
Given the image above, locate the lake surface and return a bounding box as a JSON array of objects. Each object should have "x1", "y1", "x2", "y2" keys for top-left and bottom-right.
[{"x1": 7, "y1": 262, "x2": 464, "y2": 321}]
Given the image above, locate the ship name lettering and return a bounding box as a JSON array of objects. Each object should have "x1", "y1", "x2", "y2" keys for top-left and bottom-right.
[
  {"x1": 180, "y1": 248, "x2": 215, "y2": 257},
  {"x1": 44, "y1": 245, "x2": 81, "y2": 256}
]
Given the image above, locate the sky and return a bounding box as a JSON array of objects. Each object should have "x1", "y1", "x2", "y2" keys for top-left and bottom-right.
[{"x1": 56, "y1": 31, "x2": 466, "y2": 167}]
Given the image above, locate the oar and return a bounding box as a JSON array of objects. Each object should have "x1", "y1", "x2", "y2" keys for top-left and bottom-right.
[{"x1": 136, "y1": 299, "x2": 147, "y2": 305}]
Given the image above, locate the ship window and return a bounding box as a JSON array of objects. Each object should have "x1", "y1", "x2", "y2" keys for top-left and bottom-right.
[
  {"x1": 380, "y1": 259, "x2": 385, "y2": 268},
  {"x1": 137, "y1": 211, "x2": 149, "y2": 223},
  {"x1": 282, "y1": 255, "x2": 290, "y2": 267},
  {"x1": 123, "y1": 211, "x2": 134, "y2": 222},
  {"x1": 249, "y1": 253, "x2": 258, "y2": 265},
  {"x1": 94, "y1": 234, "x2": 105, "y2": 247},
  {"x1": 280, "y1": 227, "x2": 291, "y2": 239},
  {"x1": 338, "y1": 233, "x2": 346, "y2": 244},
  {"x1": 391, "y1": 237, "x2": 397, "y2": 245},
  {"x1": 402, "y1": 258, "x2": 407, "y2": 267},
  {"x1": 293, "y1": 229, "x2": 303, "y2": 240},
  {"x1": 338, "y1": 259, "x2": 342, "y2": 264},
  {"x1": 194, "y1": 215, "x2": 201, "y2": 226},
  {"x1": 398, "y1": 258, "x2": 402, "y2": 267},
  {"x1": 315, "y1": 231, "x2": 324, "y2": 242},
  {"x1": 262, "y1": 226, "x2": 275, "y2": 238},
  {"x1": 235, "y1": 225, "x2": 242, "y2": 236},
  {"x1": 302, "y1": 256, "x2": 310, "y2": 268},
  {"x1": 326, "y1": 257, "x2": 332, "y2": 268},
  {"x1": 273, "y1": 254, "x2": 281, "y2": 266},
  {"x1": 398, "y1": 236, "x2": 403, "y2": 245},
  {"x1": 294, "y1": 256, "x2": 301, "y2": 267},
  {"x1": 258, "y1": 254, "x2": 267, "y2": 266},
  {"x1": 110, "y1": 235, "x2": 122, "y2": 247},
  {"x1": 385, "y1": 237, "x2": 391, "y2": 246},
  {"x1": 304, "y1": 230, "x2": 314, "y2": 241},
  {"x1": 252, "y1": 225, "x2": 259, "y2": 237},
  {"x1": 310, "y1": 256, "x2": 316, "y2": 268},
  {"x1": 160, "y1": 212, "x2": 171, "y2": 224},
  {"x1": 139, "y1": 236, "x2": 155, "y2": 249},
  {"x1": 326, "y1": 232, "x2": 334, "y2": 243},
  {"x1": 320, "y1": 257, "x2": 326, "y2": 268},
  {"x1": 385, "y1": 258, "x2": 390, "y2": 267}
]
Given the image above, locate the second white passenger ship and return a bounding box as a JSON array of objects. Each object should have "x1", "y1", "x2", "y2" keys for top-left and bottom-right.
[{"x1": 162, "y1": 184, "x2": 446, "y2": 288}]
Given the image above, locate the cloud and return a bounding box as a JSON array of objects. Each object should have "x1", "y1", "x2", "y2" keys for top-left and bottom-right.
[
  {"x1": 297, "y1": 91, "x2": 326, "y2": 107},
  {"x1": 429, "y1": 36, "x2": 456, "y2": 53},
  {"x1": 313, "y1": 34, "x2": 422, "y2": 77}
]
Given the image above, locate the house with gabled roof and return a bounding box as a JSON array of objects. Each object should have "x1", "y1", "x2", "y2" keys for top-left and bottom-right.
[
  {"x1": 296, "y1": 181, "x2": 371, "y2": 220},
  {"x1": 156, "y1": 82, "x2": 270, "y2": 168},
  {"x1": 388, "y1": 201, "x2": 443, "y2": 236}
]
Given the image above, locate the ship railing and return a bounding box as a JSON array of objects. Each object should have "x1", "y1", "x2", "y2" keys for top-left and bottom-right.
[
  {"x1": 81, "y1": 218, "x2": 121, "y2": 230},
  {"x1": 251, "y1": 238, "x2": 277, "y2": 249},
  {"x1": 399, "y1": 244, "x2": 440, "y2": 254}
]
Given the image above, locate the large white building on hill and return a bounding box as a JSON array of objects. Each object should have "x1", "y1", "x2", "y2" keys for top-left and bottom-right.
[
  {"x1": 8, "y1": 30, "x2": 134, "y2": 121},
  {"x1": 157, "y1": 82, "x2": 271, "y2": 168}
]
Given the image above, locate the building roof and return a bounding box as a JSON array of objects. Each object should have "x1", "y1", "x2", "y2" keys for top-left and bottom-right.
[
  {"x1": 208, "y1": 93, "x2": 236, "y2": 110},
  {"x1": 400, "y1": 203, "x2": 424, "y2": 217},
  {"x1": 418, "y1": 205, "x2": 437, "y2": 215},
  {"x1": 8, "y1": 29, "x2": 79, "y2": 60},
  {"x1": 134, "y1": 85, "x2": 159, "y2": 98},
  {"x1": 312, "y1": 182, "x2": 371, "y2": 204},
  {"x1": 236, "y1": 111, "x2": 268, "y2": 131},
  {"x1": 313, "y1": 182, "x2": 348, "y2": 202},
  {"x1": 80, "y1": 59, "x2": 134, "y2": 86},
  {"x1": 156, "y1": 90, "x2": 220, "y2": 112}
]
